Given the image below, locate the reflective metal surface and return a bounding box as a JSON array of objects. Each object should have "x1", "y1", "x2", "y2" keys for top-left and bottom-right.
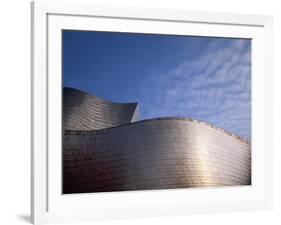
[
  {"x1": 63, "y1": 87, "x2": 139, "y2": 130},
  {"x1": 63, "y1": 88, "x2": 251, "y2": 194}
]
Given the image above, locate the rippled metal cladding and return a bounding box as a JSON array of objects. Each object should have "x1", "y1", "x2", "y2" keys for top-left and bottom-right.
[{"x1": 63, "y1": 87, "x2": 251, "y2": 194}]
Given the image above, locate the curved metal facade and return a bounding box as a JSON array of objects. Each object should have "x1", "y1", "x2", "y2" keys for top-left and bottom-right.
[
  {"x1": 63, "y1": 87, "x2": 139, "y2": 130},
  {"x1": 63, "y1": 116, "x2": 251, "y2": 193}
]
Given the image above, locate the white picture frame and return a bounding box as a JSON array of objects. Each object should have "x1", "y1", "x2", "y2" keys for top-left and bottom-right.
[{"x1": 31, "y1": 1, "x2": 273, "y2": 224}]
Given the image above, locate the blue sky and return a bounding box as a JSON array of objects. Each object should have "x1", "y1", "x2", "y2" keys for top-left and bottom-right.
[{"x1": 63, "y1": 30, "x2": 251, "y2": 140}]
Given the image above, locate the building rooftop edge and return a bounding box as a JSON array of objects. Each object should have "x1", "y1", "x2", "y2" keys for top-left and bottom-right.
[
  {"x1": 64, "y1": 87, "x2": 139, "y2": 106},
  {"x1": 64, "y1": 117, "x2": 250, "y2": 145}
]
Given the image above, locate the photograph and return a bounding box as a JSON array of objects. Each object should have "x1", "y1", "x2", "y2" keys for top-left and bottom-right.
[{"x1": 62, "y1": 30, "x2": 251, "y2": 194}]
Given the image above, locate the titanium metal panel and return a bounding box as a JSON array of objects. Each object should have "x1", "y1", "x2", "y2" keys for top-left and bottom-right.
[
  {"x1": 63, "y1": 118, "x2": 251, "y2": 194},
  {"x1": 63, "y1": 87, "x2": 139, "y2": 130}
]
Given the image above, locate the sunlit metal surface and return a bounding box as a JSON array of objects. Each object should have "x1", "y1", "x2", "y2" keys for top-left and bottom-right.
[
  {"x1": 63, "y1": 87, "x2": 139, "y2": 130},
  {"x1": 63, "y1": 88, "x2": 251, "y2": 194}
]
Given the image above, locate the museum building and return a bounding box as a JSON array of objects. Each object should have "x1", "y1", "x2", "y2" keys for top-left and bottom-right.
[{"x1": 63, "y1": 87, "x2": 251, "y2": 193}]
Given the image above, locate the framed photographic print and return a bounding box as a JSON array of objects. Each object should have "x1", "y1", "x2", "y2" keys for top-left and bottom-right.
[{"x1": 31, "y1": 1, "x2": 273, "y2": 224}]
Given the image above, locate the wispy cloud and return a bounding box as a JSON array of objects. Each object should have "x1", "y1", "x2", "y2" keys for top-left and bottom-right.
[{"x1": 140, "y1": 39, "x2": 251, "y2": 140}]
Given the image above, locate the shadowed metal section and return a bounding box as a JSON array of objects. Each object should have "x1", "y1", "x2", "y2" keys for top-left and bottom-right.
[
  {"x1": 63, "y1": 87, "x2": 139, "y2": 130},
  {"x1": 63, "y1": 118, "x2": 251, "y2": 194}
]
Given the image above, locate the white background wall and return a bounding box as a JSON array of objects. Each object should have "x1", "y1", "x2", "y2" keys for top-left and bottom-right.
[{"x1": 0, "y1": 0, "x2": 280, "y2": 224}]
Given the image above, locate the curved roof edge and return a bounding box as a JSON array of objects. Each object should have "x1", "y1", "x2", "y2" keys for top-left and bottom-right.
[
  {"x1": 64, "y1": 117, "x2": 250, "y2": 145},
  {"x1": 64, "y1": 87, "x2": 138, "y2": 106},
  {"x1": 63, "y1": 87, "x2": 139, "y2": 130}
]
